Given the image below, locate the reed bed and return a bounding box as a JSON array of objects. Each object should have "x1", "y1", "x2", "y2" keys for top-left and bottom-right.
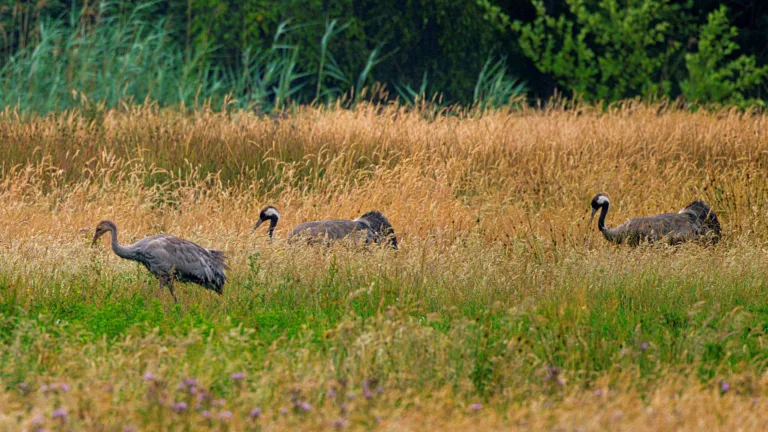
[{"x1": 1, "y1": 103, "x2": 768, "y2": 430}]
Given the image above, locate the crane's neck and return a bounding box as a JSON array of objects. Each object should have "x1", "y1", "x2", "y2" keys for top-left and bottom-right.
[
  {"x1": 267, "y1": 216, "x2": 278, "y2": 239},
  {"x1": 108, "y1": 225, "x2": 136, "y2": 260},
  {"x1": 596, "y1": 203, "x2": 621, "y2": 242},
  {"x1": 597, "y1": 202, "x2": 609, "y2": 232}
]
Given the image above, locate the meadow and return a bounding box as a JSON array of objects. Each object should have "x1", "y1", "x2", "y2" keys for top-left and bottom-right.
[{"x1": 1, "y1": 103, "x2": 768, "y2": 430}]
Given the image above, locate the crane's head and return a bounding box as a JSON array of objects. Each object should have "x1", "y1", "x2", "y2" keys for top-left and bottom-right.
[
  {"x1": 253, "y1": 206, "x2": 280, "y2": 234},
  {"x1": 589, "y1": 193, "x2": 610, "y2": 224},
  {"x1": 92, "y1": 220, "x2": 117, "y2": 246}
]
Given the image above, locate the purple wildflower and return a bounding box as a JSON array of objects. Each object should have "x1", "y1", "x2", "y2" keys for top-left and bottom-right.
[
  {"x1": 201, "y1": 410, "x2": 211, "y2": 418},
  {"x1": 58, "y1": 383, "x2": 70, "y2": 392},
  {"x1": 641, "y1": 342, "x2": 649, "y2": 351},
  {"x1": 212, "y1": 399, "x2": 226, "y2": 407},
  {"x1": 172, "y1": 402, "x2": 188, "y2": 413},
  {"x1": 250, "y1": 408, "x2": 262, "y2": 419},
  {"x1": 41, "y1": 384, "x2": 50, "y2": 393},
  {"x1": 31, "y1": 414, "x2": 44, "y2": 425},
  {"x1": 219, "y1": 411, "x2": 233, "y2": 420},
  {"x1": 51, "y1": 408, "x2": 68, "y2": 422},
  {"x1": 327, "y1": 388, "x2": 337, "y2": 398},
  {"x1": 470, "y1": 403, "x2": 483, "y2": 412},
  {"x1": 19, "y1": 382, "x2": 28, "y2": 391},
  {"x1": 230, "y1": 372, "x2": 245, "y2": 380},
  {"x1": 362, "y1": 380, "x2": 373, "y2": 399},
  {"x1": 347, "y1": 393, "x2": 356, "y2": 400},
  {"x1": 376, "y1": 386, "x2": 384, "y2": 394},
  {"x1": 123, "y1": 426, "x2": 136, "y2": 432},
  {"x1": 594, "y1": 389, "x2": 603, "y2": 396},
  {"x1": 299, "y1": 401, "x2": 312, "y2": 412},
  {"x1": 753, "y1": 397, "x2": 759, "y2": 404},
  {"x1": 280, "y1": 408, "x2": 288, "y2": 415},
  {"x1": 332, "y1": 418, "x2": 349, "y2": 428},
  {"x1": 184, "y1": 378, "x2": 198, "y2": 387},
  {"x1": 143, "y1": 372, "x2": 153, "y2": 381},
  {"x1": 721, "y1": 382, "x2": 730, "y2": 392}
]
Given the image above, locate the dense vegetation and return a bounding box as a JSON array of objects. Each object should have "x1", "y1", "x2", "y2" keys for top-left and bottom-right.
[
  {"x1": 0, "y1": 0, "x2": 766, "y2": 112},
  {"x1": 1, "y1": 1, "x2": 767, "y2": 429},
  {"x1": 1, "y1": 105, "x2": 768, "y2": 429}
]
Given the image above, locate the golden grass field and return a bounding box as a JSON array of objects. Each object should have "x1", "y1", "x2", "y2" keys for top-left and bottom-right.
[{"x1": 1, "y1": 103, "x2": 768, "y2": 430}]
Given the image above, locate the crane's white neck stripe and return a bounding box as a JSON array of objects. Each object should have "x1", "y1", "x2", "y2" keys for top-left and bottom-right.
[
  {"x1": 596, "y1": 196, "x2": 609, "y2": 205},
  {"x1": 264, "y1": 208, "x2": 279, "y2": 218}
]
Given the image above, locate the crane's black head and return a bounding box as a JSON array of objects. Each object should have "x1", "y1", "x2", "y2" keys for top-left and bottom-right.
[
  {"x1": 589, "y1": 193, "x2": 610, "y2": 224},
  {"x1": 253, "y1": 206, "x2": 280, "y2": 237},
  {"x1": 92, "y1": 220, "x2": 117, "y2": 246}
]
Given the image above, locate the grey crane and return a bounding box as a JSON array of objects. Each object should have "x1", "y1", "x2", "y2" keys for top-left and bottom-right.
[
  {"x1": 589, "y1": 194, "x2": 721, "y2": 245},
  {"x1": 91, "y1": 220, "x2": 229, "y2": 302},
  {"x1": 252, "y1": 206, "x2": 398, "y2": 248}
]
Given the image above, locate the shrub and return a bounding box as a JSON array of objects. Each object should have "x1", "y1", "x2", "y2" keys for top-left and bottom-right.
[
  {"x1": 680, "y1": 6, "x2": 768, "y2": 108},
  {"x1": 511, "y1": 0, "x2": 690, "y2": 102}
]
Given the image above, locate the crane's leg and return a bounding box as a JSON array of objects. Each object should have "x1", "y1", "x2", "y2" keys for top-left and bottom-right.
[
  {"x1": 158, "y1": 275, "x2": 168, "y2": 296},
  {"x1": 167, "y1": 279, "x2": 178, "y2": 304},
  {"x1": 158, "y1": 274, "x2": 178, "y2": 303}
]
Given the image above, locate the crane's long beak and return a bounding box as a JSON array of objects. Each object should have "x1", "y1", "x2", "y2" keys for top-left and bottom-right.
[
  {"x1": 252, "y1": 219, "x2": 264, "y2": 232},
  {"x1": 91, "y1": 232, "x2": 100, "y2": 247},
  {"x1": 589, "y1": 208, "x2": 597, "y2": 225}
]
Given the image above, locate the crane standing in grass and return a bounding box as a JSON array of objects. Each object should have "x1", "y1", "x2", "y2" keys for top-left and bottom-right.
[
  {"x1": 91, "y1": 220, "x2": 229, "y2": 302},
  {"x1": 589, "y1": 194, "x2": 721, "y2": 245},
  {"x1": 252, "y1": 206, "x2": 398, "y2": 248}
]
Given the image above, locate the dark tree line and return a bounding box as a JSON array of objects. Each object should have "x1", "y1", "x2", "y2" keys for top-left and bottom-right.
[{"x1": 1, "y1": 0, "x2": 766, "y2": 106}]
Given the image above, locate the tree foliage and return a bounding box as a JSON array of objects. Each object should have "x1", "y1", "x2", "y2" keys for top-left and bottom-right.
[
  {"x1": 0, "y1": 0, "x2": 767, "y2": 107},
  {"x1": 681, "y1": 6, "x2": 768, "y2": 107},
  {"x1": 510, "y1": 0, "x2": 693, "y2": 101}
]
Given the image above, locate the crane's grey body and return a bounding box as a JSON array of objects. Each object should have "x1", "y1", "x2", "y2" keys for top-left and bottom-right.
[
  {"x1": 289, "y1": 219, "x2": 375, "y2": 244},
  {"x1": 92, "y1": 221, "x2": 228, "y2": 302},
  {"x1": 253, "y1": 206, "x2": 397, "y2": 248},
  {"x1": 589, "y1": 194, "x2": 721, "y2": 245}
]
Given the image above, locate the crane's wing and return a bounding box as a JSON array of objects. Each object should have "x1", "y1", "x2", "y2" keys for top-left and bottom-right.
[
  {"x1": 139, "y1": 235, "x2": 228, "y2": 293},
  {"x1": 611, "y1": 213, "x2": 701, "y2": 245},
  {"x1": 288, "y1": 220, "x2": 372, "y2": 244}
]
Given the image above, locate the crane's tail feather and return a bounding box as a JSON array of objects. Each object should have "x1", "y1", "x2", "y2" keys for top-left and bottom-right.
[
  {"x1": 679, "y1": 200, "x2": 721, "y2": 244},
  {"x1": 205, "y1": 249, "x2": 228, "y2": 294},
  {"x1": 358, "y1": 210, "x2": 398, "y2": 248}
]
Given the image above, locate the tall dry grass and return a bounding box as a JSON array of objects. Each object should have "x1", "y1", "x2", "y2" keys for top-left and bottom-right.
[
  {"x1": 3, "y1": 103, "x2": 768, "y2": 244},
  {"x1": 1, "y1": 103, "x2": 768, "y2": 430}
]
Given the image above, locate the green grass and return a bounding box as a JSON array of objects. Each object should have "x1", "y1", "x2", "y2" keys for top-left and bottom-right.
[
  {"x1": 4, "y1": 248, "x2": 768, "y2": 395},
  {"x1": 2, "y1": 246, "x2": 768, "y2": 430}
]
